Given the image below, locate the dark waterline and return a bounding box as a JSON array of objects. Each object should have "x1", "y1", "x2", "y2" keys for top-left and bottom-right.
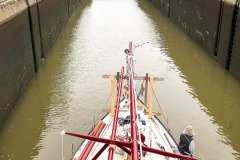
[{"x1": 0, "y1": 0, "x2": 240, "y2": 159}]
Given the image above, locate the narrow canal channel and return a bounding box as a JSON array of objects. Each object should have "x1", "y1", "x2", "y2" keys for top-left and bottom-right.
[{"x1": 1, "y1": 0, "x2": 240, "y2": 159}]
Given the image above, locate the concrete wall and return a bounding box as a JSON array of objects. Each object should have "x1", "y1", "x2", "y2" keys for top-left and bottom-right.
[
  {"x1": 69, "y1": 0, "x2": 82, "y2": 16},
  {"x1": 169, "y1": 0, "x2": 221, "y2": 55},
  {"x1": 0, "y1": 0, "x2": 35, "y2": 128},
  {"x1": 216, "y1": 0, "x2": 235, "y2": 68},
  {"x1": 148, "y1": 0, "x2": 170, "y2": 16},
  {"x1": 0, "y1": 0, "x2": 81, "y2": 129},
  {"x1": 28, "y1": 0, "x2": 43, "y2": 71},
  {"x1": 38, "y1": 0, "x2": 69, "y2": 57},
  {"x1": 230, "y1": 3, "x2": 240, "y2": 80},
  {"x1": 149, "y1": 0, "x2": 240, "y2": 81}
]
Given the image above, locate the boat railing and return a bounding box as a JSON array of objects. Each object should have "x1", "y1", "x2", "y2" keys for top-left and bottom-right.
[
  {"x1": 61, "y1": 137, "x2": 83, "y2": 160},
  {"x1": 62, "y1": 42, "x2": 203, "y2": 160},
  {"x1": 61, "y1": 113, "x2": 107, "y2": 160}
]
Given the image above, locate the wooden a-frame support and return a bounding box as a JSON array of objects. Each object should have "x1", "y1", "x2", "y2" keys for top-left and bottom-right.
[
  {"x1": 109, "y1": 75, "x2": 117, "y2": 116},
  {"x1": 103, "y1": 74, "x2": 163, "y2": 118}
]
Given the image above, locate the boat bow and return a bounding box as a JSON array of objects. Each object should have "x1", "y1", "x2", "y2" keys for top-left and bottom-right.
[{"x1": 63, "y1": 42, "x2": 200, "y2": 160}]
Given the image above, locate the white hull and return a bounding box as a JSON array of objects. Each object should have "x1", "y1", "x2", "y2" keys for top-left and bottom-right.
[
  {"x1": 64, "y1": 42, "x2": 198, "y2": 160},
  {"x1": 73, "y1": 98, "x2": 178, "y2": 160}
]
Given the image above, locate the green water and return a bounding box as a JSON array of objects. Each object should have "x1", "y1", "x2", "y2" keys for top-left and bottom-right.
[{"x1": 0, "y1": 0, "x2": 240, "y2": 159}]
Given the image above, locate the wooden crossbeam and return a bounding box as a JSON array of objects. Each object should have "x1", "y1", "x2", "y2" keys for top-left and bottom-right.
[
  {"x1": 102, "y1": 108, "x2": 161, "y2": 116},
  {"x1": 104, "y1": 74, "x2": 162, "y2": 119},
  {"x1": 103, "y1": 75, "x2": 164, "y2": 81}
]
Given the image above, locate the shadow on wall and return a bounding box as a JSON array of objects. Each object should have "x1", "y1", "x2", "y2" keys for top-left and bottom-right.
[{"x1": 0, "y1": 0, "x2": 81, "y2": 129}]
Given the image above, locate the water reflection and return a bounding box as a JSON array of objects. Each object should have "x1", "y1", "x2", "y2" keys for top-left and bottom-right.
[
  {"x1": 0, "y1": 0, "x2": 240, "y2": 159},
  {"x1": 138, "y1": 0, "x2": 240, "y2": 159},
  {"x1": 165, "y1": 19, "x2": 240, "y2": 159}
]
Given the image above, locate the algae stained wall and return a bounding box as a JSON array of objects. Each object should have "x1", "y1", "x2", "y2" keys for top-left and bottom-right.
[
  {"x1": 169, "y1": 0, "x2": 221, "y2": 55},
  {"x1": 148, "y1": 0, "x2": 170, "y2": 16},
  {"x1": 149, "y1": 0, "x2": 240, "y2": 81},
  {"x1": 37, "y1": 0, "x2": 69, "y2": 57},
  {"x1": 28, "y1": 0, "x2": 43, "y2": 71},
  {"x1": 0, "y1": 0, "x2": 35, "y2": 128},
  {"x1": 69, "y1": 0, "x2": 81, "y2": 16},
  {"x1": 0, "y1": 0, "x2": 81, "y2": 129},
  {"x1": 230, "y1": 3, "x2": 240, "y2": 80},
  {"x1": 216, "y1": 1, "x2": 235, "y2": 68}
]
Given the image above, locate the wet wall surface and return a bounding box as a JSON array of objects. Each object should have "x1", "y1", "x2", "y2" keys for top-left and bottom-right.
[
  {"x1": 1, "y1": 0, "x2": 240, "y2": 159},
  {"x1": 28, "y1": 3, "x2": 43, "y2": 71},
  {"x1": 0, "y1": 9, "x2": 35, "y2": 128},
  {"x1": 217, "y1": 1, "x2": 235, "y2": 68},
  {"x1": 69, "y1": 0, "x2": 81, "y2": 16},
  {"x1": 149, "y1": 0, "x2": 240, "y2": 82},
  {"x1": 0, "y1": 0, "x2": 81, "y2": 129},
  {"x1": 148, "y1": 0, "x2": 170, "y2": 16},
  {"x1": 169, "y1": 0, "x2": 221, "y2": 55},
  {"x1": 38, "y1": 0, "x2": 69, "y2": 57},
  {"x1": 230, "y1": 5, "x2": 240, "y2": 80},
  {"x1": 0, "y1": 0, "x2": 240, "y2": 134},
  {"x1": 0, "y1": 0, "x2": 240, "y2": 159}
]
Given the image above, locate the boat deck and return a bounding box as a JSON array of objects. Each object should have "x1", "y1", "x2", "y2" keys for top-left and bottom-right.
[{"x1": 73, "y1": 98, "x2": 179, "y2": 160}]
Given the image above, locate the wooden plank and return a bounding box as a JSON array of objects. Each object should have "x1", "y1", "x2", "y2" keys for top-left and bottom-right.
[
  {"x1": 103, "y1": 75, "x2": 164, "y2": 81},
  {"x1": 137, "y1": 100, "x2": 161, "y2": 116},
  {"x1": 89, "y1": 120, "x2": 103, "y2": 135},
  {"x1": 109, "y1": 76, "x2": 117, "y2": 116},
  {"x1": 148, "y1": 77, "x2": 154, "y2": 119},
  {"x1": 137, "y1": 100, "x2": 149, "y2": 112},
  {"x1": 144, "y1": 73, "x2": 149, "y2": 107}
]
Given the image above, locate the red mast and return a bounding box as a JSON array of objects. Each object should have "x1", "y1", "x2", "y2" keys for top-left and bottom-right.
[
  {"x1": 64, "y1": 42, "x2": 201, "y2": 160},
  {"x1": 108, "y1": 66, "x2": 124, "y2": 160},
  {"x1": 128, "y1": 41, "x2": 139, "y2": 160}
]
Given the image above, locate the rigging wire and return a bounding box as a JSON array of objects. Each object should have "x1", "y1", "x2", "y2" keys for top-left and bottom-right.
[
  {"x1": 149, "y1": 82, "x2": 206, "y2": 160},
  {"x1": 95, "y1": 75, "x2": 125, "y2": 121},
  {"x1": 62, "y1": 74, "x2": 125, "y2": 149},
  {"x1": 61, "y1": 77, "x2": 123, "y2": 159},
  {"x1": 149, "y1": 81, "x2": 171, "y2": 133},
  {"x1": 133, "y1": 42, "x2": 149, "y2": 50}
]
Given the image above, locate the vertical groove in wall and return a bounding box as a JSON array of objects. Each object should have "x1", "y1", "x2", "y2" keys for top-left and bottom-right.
[
  {"x1": 36, "y1": 0, "x2": 44, "y2": 59},
  {"x1": 0, "y1": 0, "x2": 83, "y2": 129},
  {"x1": 168, "y1": 0, "x2": 171, "y2": 17},
  {"x1": 25, "y1": 0, "x2": 37, "y2": 72},
  {"x1": 214, "y1": 0, "x2": 225, "y2": 57},
  {"x1": 229, "y1": 0, "x2": 240, "y2": 80},
  {"x1": 66, "y1": 0, "x2": 70, "y2": 19},
  {"x1": 226, "y1": 1, "x2": 239, "y2": 69}
]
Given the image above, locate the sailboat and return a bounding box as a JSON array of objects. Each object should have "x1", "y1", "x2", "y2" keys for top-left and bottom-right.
[{"x1": 61, "y1": 42, "x2": 199, "y2": 160}]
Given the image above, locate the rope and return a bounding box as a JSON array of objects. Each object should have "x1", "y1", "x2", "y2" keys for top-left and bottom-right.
[
  {"x1": 133, "y1": 42, "x2": 149, "y2": 50},
  {"x1": 149, "y1": 83, "x2": 206, "y2": 160},
  {"x1": 61, "y1": 78, "x2": 122, "y2": 159},
  {"x1": 149, "y1": 82, "x2": 171, "y2": 133},
  {"x1": 95, "y1": 75, "x2": 125, "y2": 121}
]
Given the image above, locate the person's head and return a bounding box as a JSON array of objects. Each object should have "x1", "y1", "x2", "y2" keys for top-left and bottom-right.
[{"x1": 183, "y1": 126, "x2": 195, "y2": 137}]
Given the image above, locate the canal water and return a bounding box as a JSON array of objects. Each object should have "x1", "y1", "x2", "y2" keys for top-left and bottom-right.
[{"x1": 1, "y1": 0, "x2": 240, "y2": 159}]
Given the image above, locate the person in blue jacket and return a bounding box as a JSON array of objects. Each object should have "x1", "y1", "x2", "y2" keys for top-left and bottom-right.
[{"x1": 178, "y1": 126, "x2": 195, "y2": 156}]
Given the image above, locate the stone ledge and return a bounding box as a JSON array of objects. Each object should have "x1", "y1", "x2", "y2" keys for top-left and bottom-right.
[{"x1": 0, "y1": 0, "x2": 28, "y2": 24}]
